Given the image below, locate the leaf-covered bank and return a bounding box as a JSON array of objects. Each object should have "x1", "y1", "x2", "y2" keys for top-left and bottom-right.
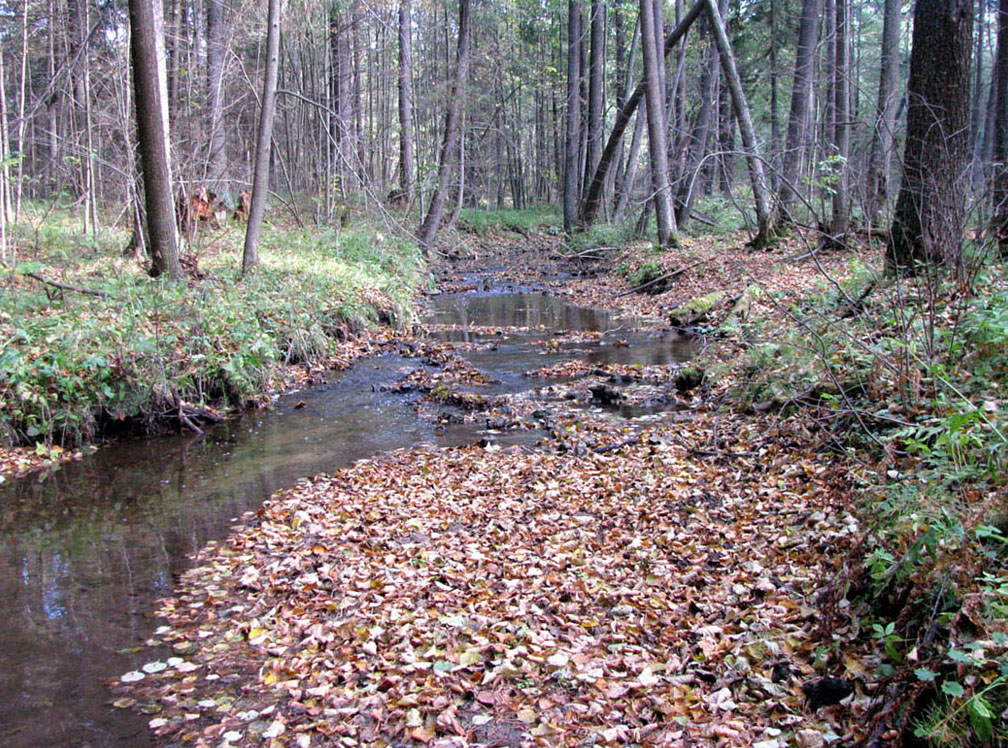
[{"x1": 0, "y1": 208, "x2": 427, "y2": 453}]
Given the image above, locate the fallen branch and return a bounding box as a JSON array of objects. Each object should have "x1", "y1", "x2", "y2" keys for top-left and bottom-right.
[
  {"x1": 23, "y1": 271, "x2": 123, "y2": 302},
  {"x1": 689, "y1": 212, "x2": 719, "y2": 228},
  {"x1": 179, "y1": 413, "x2": 204, "y2": 436},
  {"x1": 593, "y1": 435, "x2": 643, "y2": 454},
  {"x1": 687, "y1": 447, "x2": 756, "y2": 459},
  {"x1": 668, "y1": 292, "x2": 742, "y2": 329}
]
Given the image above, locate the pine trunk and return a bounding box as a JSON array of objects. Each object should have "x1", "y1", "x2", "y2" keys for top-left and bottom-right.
[{"x1": 887, "y1": 0, "x2": 973, "y2": 273}]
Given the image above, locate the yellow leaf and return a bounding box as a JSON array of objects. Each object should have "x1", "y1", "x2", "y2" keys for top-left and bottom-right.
[
  {"x1": 517, "y1": 708, "x2": 537, "y2": 724},
  {"x1": 248, "y1": 627, "x2": 269, "y2": 645}
]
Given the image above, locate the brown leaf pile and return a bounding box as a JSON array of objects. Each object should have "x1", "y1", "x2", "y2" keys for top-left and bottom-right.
[
  {"x1": 116, "y1": 417, "x2": 861, "y2": 747},
  {"x1": 0, "y1": 444, "x2": 84, "y2": 482}
]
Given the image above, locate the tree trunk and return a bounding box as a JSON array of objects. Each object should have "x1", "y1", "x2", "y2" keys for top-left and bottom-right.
[
  {"x1": 418, "y1": 0, "x2": 472, "y2": 252},
  {"x1": 676, "y1": 13, "x2": 718, "y2": 227},
  {"x1": 775, "y1": 0, "x2": 822, "y2": 223},
  {"x1": 614, "y1": 108, "x2": 646, "y2": 222},
  {"x1": 398, "y1": 0, "x2": 415, "y2": 202},
  {"x1": 0, "y1": 46, "x2": 10, "y2": 232},
  {"x1": 992, "y1": 0, "x2": 1008, "y2": 254},
  {"x1": 830, "y1": 0, "x2": 850, "y2": 241},
  {"x1": 864, "y1": 0, "x2": 901, "y2": 228},
  {"x1": 563, "y1": 0, "x2": 583, "y2": 231},
  {"x1": 579, "y1": 0, "x2": 703, "y2": 226},
  {"x1": 768, "y1": 0, "x2": 780, "y2": 193},
  {"x1": 887, "y1": 0, "x2": 973, "y2": 273},
  {"x1": 14, "y1": 0, "x2": 29, "y2": 220},
  {"x1": 705, "y1": 0, "x2": 774, "y2": 245},
  {"x1": 584, "y1": 0, "x2": 605, "y2": 196},
  {"x1": 640, "y1": 0, "x2": 677, "y2": 247},
  {"x1": 206, "y1": 0, "x2": 228, "y2": 191},
  {"x1": 612, "y1": 7, "x2": 629, "y2": 203},
  {"x1": 129, "y1": 0, "x2": 182, "y2": 281},
  {"x1": 242, "y1": 0, "x2": 283, "y2": 275},
  {"x1": 971, "y1": 0, "x2": 986, "y2": 160}
]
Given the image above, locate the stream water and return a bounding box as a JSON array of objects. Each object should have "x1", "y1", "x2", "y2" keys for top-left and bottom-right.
[{"x1": 0, "y1": 289, "x2": 693, "y2": 747}]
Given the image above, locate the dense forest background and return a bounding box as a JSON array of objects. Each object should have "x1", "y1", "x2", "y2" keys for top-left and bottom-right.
[{"x1": 0, "y1": 0, "x2": 1000, "y2": 262}]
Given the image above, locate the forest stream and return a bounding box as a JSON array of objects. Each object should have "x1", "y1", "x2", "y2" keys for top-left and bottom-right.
[{"x1": 0, "y1": 283, "x2": 694, "y2": 747}]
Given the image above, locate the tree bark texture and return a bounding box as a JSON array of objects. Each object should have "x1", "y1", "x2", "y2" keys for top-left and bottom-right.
[
  {"x1": 398, "y1": 0, "x2": 415, "y2": 202},
  {"x1": 129, "y1": 0, "x2": 182, "y2": 280},
  {"x1": 992, "y1": 0, "x2": 1008, "y2": 254},
  {"x1": 775, "y1": 0, "x2": 822, "y2": 223},
  {"x1": 864, "y1": 0, "x2": 901, "y2": 228},
  {"x1": 830, "y1": 0, "x2": 850, "y2": 240},
  {"x1": 563, "y1": 0, "x2": 583, "y2": 231},
  {"x1": 418, "y1": 0, "x2": 471, "y2": 252},
  {"x1": 584, "y1": 0, "x2": 605, "y2": 197},
  {"x1": 887, "y1": 0, "x2": 973, "y2": 272},
  {"x1": 206, "y1": 0, "x2": 227, "y2": 191},
  {"x1": 242, "y1": 0, "x2": 283, "y2": 275},
  {"x1": 640, "y1": 0, "x2": 677, "y2": 247}
]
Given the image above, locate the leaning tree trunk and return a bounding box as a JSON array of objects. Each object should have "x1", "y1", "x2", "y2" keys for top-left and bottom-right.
[
  {"x1": 614, "y1": 107, "x2": 646, "y2": 222},
  {"x1": 864, "y1": 0, "x2": 901, "y2": 228},
  {"x1": 242, "y1": 0, "x2": 283, "y2": 275},
  {"x1": 775, "y1": 0, "x2": 822, "y2": 224},
  {"x1": 417, "y1": 0, "x2": 472, "y2": 252},
  {"x1": 640, "y1": 0, "x2": 677, "y2": 248},
  {"x1": 398, "y1": 0, "x2": 415, "y2": 202},
  {"x1": 887, "y1": 0, "x2": 973, "y2": 273},
  {"x1": 675, "y1": 13, "x2": 718, "y2": 227},
  {"x1": 129, "y1": 0, "x2": 182, "y2": 281},
  {"x1": 992, "y1": 0, "x2": 1008, "y2": 255},
  {"x1": 705, "y1": 0, "x2": 774, "y2": 246}
]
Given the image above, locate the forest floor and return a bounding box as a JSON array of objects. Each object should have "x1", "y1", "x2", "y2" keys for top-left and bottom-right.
[{"x1": 109, "y1": 226, "x2": 921, "y2": 747}]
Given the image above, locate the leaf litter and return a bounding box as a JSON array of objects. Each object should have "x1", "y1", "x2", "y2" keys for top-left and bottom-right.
[{"x1": 114, "y1": 411, "x2": 861, "y2": 746}]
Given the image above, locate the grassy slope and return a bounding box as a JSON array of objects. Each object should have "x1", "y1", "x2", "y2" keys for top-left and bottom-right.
[{"x1": 0, "y1": 207, "x2": 427, "y2": 448}]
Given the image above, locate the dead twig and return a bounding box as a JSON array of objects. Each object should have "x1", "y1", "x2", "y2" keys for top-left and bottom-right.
[{"x1": 561, "y1": 246, "x2": 619, "y2": 260}]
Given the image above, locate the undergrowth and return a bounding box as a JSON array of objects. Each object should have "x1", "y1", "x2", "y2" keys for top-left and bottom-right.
[
  {"x1": 0, "y1": 207, "x2": 426, "y2": 447},
  {"x1": 456, "y1": 205, "x2": 561, "y2": 235},
  {"x1": 727, "y1": 252, "x2": 1008, "y2": 744}
]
